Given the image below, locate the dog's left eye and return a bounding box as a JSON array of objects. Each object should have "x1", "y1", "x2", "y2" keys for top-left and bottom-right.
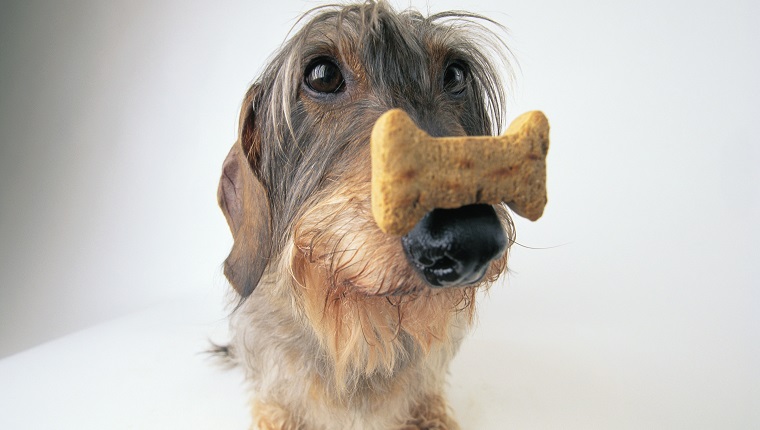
[
  {"x1": 443, "y1": 62, "x2": 468, "y2": 96},
  {"x1": 304, "y1": 59, "x2": 345, "y2": 94}
]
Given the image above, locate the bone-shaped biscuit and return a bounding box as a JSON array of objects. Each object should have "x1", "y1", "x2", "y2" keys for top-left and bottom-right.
[{"x1": 371, "y1": 109, "x2": 550, "y2": 235}]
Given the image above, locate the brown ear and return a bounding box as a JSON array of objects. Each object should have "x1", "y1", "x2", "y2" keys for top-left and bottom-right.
[{"x1": 218, "y1": 85, "x2": 272, "y2": 297}]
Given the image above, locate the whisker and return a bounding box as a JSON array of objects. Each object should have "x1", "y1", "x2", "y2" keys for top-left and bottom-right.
[{"x1": 511, "y1": 240, "x2": 569, "y2": 250}]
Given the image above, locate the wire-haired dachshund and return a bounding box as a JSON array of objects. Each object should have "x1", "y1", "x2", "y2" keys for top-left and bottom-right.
[{"x1": 217, "y1": 1, "x2": 516, "y2": 428}]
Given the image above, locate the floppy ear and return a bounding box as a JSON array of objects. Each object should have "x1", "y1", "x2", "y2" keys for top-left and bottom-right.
[{"x1": 218, "y1": 85, "x2": 272, "y2": 297}]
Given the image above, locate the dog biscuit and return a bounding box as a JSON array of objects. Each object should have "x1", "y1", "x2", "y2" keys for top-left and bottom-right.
[{"x1": 371, "y1": 109, "x2": 550, "y2": 235}]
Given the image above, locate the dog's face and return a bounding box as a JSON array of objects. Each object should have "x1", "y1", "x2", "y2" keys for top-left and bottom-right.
[{"x1": 219, "y1": 2, "x2": 514, "y2": 300}]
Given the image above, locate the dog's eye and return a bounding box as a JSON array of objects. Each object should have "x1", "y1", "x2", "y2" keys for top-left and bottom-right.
[
  {"x1": 443, "y1": 62, "x2": 468, "y2": 96},
  {"x1": 304, "y1": 59, "x2": 345, "y2": 94}
]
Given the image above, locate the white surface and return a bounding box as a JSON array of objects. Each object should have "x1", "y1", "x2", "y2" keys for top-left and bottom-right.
[
  {"x1": 1, "y1": 295, "x2": 756, "y2": 429},
  {"x1": 1, "y1": 0, "x2": 759, "y2": 427},
  {"x1": 0, "y1": 298, "x2": 249, "y2": 429}
]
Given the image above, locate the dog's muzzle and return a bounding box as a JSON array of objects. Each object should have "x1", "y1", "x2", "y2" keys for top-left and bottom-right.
[
  {"x1": 402, "y1": 204, "x2": 507, "y2": 287},
  {"x1": 370, "y1": 108, "x2": 549, "y2": 288}
]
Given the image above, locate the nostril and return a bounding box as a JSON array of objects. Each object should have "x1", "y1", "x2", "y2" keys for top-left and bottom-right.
[
  {"x1": 411, "y1": 254, "x2": 461, "y2": 287},
  {"x1": 428, "y1": 255, "x2": 459, "y2": 275},
  {"x1": 418, "y1": 256, "x2": 434, "y2": 267},
  {"x1": 432, "y1": 255, "x2": 455, "y2": 269}
]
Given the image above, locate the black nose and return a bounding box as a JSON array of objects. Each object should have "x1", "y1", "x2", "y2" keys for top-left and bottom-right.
[{"x1": 402, "y1": 204, "x2": 508, "y2": 287}]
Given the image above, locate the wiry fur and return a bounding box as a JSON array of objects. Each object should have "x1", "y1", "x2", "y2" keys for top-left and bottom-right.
[{"x1": 218, "y1": 2, "x2": 515, "y2": 429}]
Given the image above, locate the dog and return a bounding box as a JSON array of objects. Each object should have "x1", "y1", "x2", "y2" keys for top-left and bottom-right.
[{"x1": 217, "y1": 1, "x2": 515, "y2": 428}]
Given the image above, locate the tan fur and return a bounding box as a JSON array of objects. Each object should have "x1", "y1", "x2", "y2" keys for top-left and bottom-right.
[
  {"x1": 227, "y1": 166, "x2": 509, "y2": 429},
  {"x1": 403, "y1": 395, "x2": 461, "y2": 430},
  {"x1": 253, "y1": 401, "x2": 302, "y2": 430},
  {"x1": 219, "y1": 2, "x2": 520, "y2": 428},
  {"x1": 290, "y1": 173, "x2": 507, "y2": 393}
]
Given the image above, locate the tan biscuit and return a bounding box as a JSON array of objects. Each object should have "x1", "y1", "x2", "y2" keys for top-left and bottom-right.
[{"x1": 371, "y1": 109, "x2": 550, "y2": 235}]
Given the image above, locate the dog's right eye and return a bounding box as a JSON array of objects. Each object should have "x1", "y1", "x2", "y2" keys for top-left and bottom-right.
[
  {"x1": 304, "y1": 59, "x2": 345, "y2": 94},
  {"x1": 443, "y1": 61, "x2": 468, "y2": 96}
]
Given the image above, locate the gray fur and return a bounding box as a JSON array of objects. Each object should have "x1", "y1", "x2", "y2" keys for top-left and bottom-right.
[{"x1": 248, "y1": 0, "x2": 513, "y2": 268}]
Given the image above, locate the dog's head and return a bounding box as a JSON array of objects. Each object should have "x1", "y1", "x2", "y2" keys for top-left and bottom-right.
[{"x1": 219, "y1": 1, "x2": 514, "y2": 300}]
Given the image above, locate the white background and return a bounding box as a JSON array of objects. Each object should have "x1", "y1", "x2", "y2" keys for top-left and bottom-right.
[{"x1": 1, "y1": 0, "x2": 758, "y2": 428}]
